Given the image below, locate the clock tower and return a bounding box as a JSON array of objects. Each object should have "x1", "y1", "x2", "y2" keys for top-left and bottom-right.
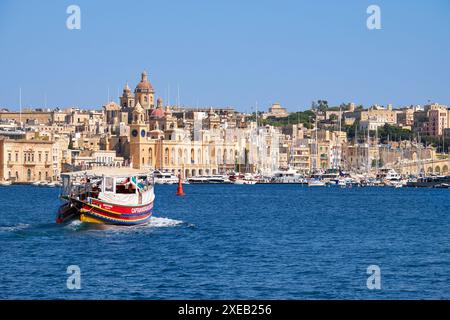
[{"x1": 130, "y1": 101, "x2": 147, "y2": 169}]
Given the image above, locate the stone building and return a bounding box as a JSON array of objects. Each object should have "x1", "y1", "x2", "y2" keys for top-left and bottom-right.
[{"x1": 0, "y1": 136, "x2": 55, "y2": 182}]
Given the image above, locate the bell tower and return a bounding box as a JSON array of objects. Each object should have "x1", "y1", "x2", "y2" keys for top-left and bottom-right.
[
  {"x1": 130, "y1": 101, "x2": 147, "y2": 169},
  {"x1": 134, "y1": 71, "x2": 155, "y2": 110}
]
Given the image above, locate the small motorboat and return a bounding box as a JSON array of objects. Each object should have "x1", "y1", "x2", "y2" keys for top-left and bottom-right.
[
  {"x1": 234, "y1": 179, "x2": 257, "y2": 185},
  {"x1": 307, "y1": 179, "x2": 326, "y2": 187},
  {"x1": 0, "y1": 180, "x2": 12, "y2": 186}
]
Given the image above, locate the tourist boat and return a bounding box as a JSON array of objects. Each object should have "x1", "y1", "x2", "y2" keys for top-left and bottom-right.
[
  {"x1": 56, "y1": 168, "x2": 154, "y2": 226},
  {"x1": 153, "y1": 170, "x2": 178, "y2": 184}
]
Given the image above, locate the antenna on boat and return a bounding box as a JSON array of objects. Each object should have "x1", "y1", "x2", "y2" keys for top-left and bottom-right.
[{"x1": 255, "y1": 101, "x2": 258, "y2": 130}]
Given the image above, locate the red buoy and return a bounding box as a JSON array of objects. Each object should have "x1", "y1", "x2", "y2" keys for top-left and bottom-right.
[{"x1": 176, "y1": 173, "x2": 185, "y2": 196}]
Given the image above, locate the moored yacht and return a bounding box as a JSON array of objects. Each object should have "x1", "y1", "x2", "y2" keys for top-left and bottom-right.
[
  {"x1": 187, "y1": 176, "x2": 209, "y2": 184},
  {"x1": 233, "y1": 173, "x2": 257, "y2": 185},
  {"x1": 271, "y1": 169, "x2": 305, "y2": 184},
  {"x1": 207, "y1": 175, "x2": 231, "y2": 184},
  {"x1": 153, "y1": 170, "x2": 178, "y2": 185},
  {"x1": 307, "y1": 178, "x2": 326, "y2": 187}
]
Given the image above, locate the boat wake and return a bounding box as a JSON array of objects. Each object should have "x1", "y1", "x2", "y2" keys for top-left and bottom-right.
[
  {"x1": 63, "y1": 220, "x2": 85, "y2": 231},
  {"x1": 1, "y1": 216, "x2": 186, "y2": 236},
  {"x1": 146, "y1": 216, "x2": 184, "y2": 228},
  {"x1": 62, "y1": 216, "x2": 185, "y2": 234},
  {"x1": 0, "y1": 223, "x2": 31, "y2": 233}
]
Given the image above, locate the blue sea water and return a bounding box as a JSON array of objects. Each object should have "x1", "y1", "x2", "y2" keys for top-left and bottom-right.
[{"x1": 0, "y1": 184, "x2": 449, "y2": 299}]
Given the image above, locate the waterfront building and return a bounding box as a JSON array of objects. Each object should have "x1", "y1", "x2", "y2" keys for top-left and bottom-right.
[
  {"x1": 129, "y1": 101, "x2": 236, "y2": 177},
  {"x1": 72, "y1": 149, "x2": 124, "y2": 170},
  {"x1": 0, "y1": 136, "x2": 55, "y2": 182}
]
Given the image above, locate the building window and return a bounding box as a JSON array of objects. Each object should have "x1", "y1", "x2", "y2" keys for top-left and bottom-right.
[
  {"x1": 148, "y1": 148, "x2": 153, "y2": 166},
  {"x1": 8, "y1": 153, "x2": 11, "y2": 162},
  {"x1": 165, "y1": 148, "x2": 169, "y2": 166}
]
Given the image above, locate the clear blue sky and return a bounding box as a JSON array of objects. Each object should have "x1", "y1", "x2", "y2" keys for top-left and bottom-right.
[{"x1": 0, "y1": 0, "x2": 449, "y2": 112}]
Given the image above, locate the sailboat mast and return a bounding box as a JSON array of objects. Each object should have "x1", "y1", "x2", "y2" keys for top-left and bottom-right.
[
  {"x1": 375, "y1": 126, "x2": 379, "y2": 173},
  {"x1": 367, "y1": 128, "x2": 370, "y2": 174},
  {"x1": 315, "y1": 111, "x2": 318, "y2": 171},
  {"x1": 19, "y1": 88, "x2": 22, "y2": 126}
]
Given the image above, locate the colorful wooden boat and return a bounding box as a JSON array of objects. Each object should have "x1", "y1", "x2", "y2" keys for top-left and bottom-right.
[{"x1": 56, "y1": 168, "x2": 154, "y2": 226}]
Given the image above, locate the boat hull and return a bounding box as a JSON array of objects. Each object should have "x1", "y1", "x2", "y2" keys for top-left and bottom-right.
[{"x1": 57, "y1": 198, "x2": 153, "y2": 226}]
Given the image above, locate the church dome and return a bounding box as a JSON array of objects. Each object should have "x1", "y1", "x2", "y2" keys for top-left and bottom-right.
[
  {"x1": 150, "y1": 107, "x2": 164, "y2": 119},
  {"x1": 135, "y1": 71, "x2": 154, "y2": 93}
]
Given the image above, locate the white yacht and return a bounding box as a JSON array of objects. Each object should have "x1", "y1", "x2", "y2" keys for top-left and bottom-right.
[
  {"x1": 233, "y1": 173, "x2": 258, "y2": 185},
  {"x1": 377, "y1": 168, "x2": 402, "y2": 185},
  {"x1": 307, "y1": 178, "x2": 326, "y2": 187},
  {"x1": 187, "y1": 176, "x2": 209, "y2": 184},
  {"x1": 153, "y1": 170, "x2": 179, "y2": 185},
  {"x1": 271, "y1": 169, "x2": 305, "y2": 184},
  {"x1": 207, "y1": 175, "x2": 231, "y2": 184}
]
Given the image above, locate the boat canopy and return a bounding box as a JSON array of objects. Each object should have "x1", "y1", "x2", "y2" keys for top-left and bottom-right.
[
  {"x1": 61, "y1": 167, "x2": 149, "y2": 178},
  {"x1": 61, "y1": 168, "x2": 153, "y2": 202}
]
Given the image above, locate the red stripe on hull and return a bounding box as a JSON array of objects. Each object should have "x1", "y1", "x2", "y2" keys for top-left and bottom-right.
[{"x1": 90, "y1": 199, "x2": 153, "y2": 215}]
